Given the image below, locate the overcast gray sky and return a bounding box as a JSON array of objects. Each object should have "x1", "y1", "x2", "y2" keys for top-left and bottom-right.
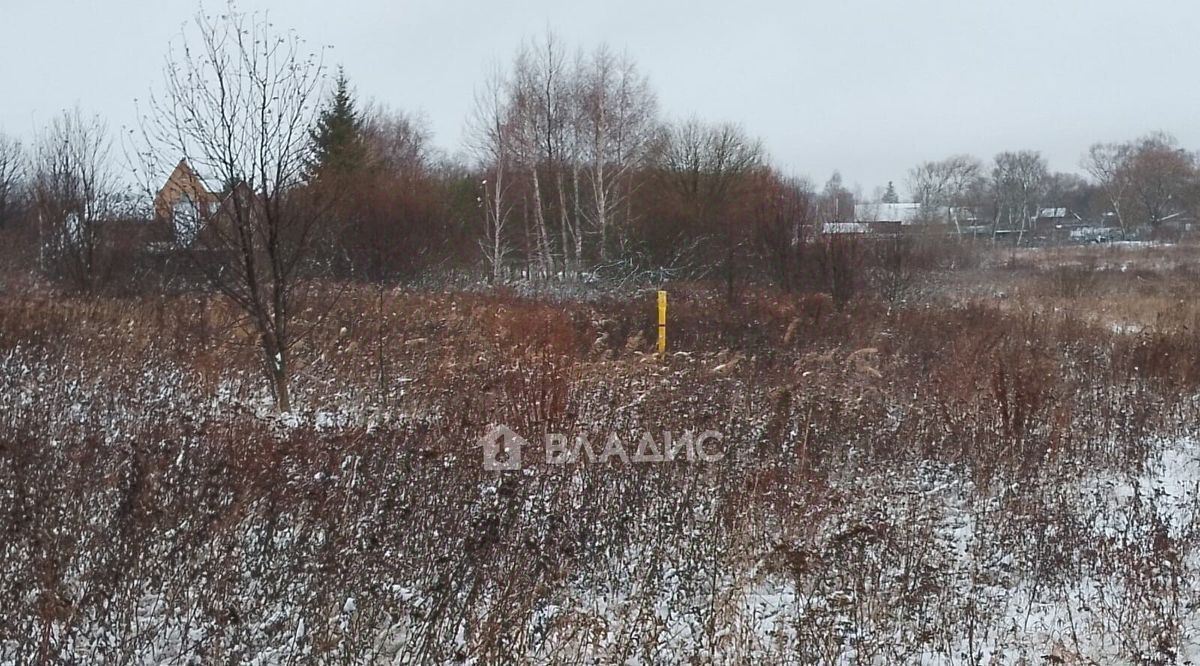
[{"x1": 3, "y1": 0, "x2": 1200, "y2": 197}]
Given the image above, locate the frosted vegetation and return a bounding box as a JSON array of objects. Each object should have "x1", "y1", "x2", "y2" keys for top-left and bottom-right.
[
  {"x1": 3, "y1": 245, "x2": 1200, "y2": 664},
  {"x1": 3, "y1": 7, "x2": 1200, "y2": 663}
]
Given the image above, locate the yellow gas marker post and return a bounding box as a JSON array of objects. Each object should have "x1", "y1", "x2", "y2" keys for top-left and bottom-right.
[{"x1": 657, "y1": 290, "x2": 667, "y2": 354}]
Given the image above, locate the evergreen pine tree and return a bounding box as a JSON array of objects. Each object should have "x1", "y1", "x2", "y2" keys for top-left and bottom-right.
[
  {"x1": 882, "y1": 181, "x2": 900, "y2": 203},
  {"x1": 308, "y1": 68, "x2": 365, "y2": 179}
]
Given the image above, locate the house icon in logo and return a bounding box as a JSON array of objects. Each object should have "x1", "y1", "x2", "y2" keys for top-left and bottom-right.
[{"x1": 480, "y1": 424, "x2": 526, "y2": 471}]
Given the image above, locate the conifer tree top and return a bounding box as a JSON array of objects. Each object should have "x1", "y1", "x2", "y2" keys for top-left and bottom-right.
[
  {"x1": 882, "y1": 180, "x2": 900, "y2": 203},
  {"x1": 308, "y1": 67, "x2": 365, "y2": 179}
]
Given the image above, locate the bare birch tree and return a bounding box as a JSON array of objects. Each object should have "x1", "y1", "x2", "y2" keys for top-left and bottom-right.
[
  {"x1": 136, "y1": 6, "x2": 328, "y2": 411},
  {"x1": 468, "y1": 67, "x2": 516, "y2": 283},
  {"x1": 992, "y1": 150, "x2": 1047, "y2": 244},
  {"x1": 578, "y1": 46, "x2": 656, "y2": 263},
  {"x1": 510, "y1": 33, "x2": 584, "y2": 278},
  {"x1": 509, "y1": 46, "x2": 555, "y2": 279},
  {"x1": 473, "y1": 34, "x2": 659, "y2": 281}
]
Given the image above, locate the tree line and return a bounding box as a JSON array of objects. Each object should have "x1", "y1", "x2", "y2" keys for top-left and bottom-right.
[
  {"x1": 2, "y1": 7, "x2": 1200, "y2": 409},
  {"x1": 905, "y1": 134, "x2": 1199, "y2": 239},
  {"x1": 2, "y1": 21, "x2": 1199, "y2": 296}
]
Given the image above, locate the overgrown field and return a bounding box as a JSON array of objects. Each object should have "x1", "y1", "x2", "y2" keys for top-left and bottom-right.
[{"x1": 4, "y1": 243, "x2": 1200, "y2": 664}]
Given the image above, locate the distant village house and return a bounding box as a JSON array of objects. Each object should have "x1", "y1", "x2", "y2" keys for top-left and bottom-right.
[{"x1": 153, "y1": 159, "x2": 218, "y2": 248}]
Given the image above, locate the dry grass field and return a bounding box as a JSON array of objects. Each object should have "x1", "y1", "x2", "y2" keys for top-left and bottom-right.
[{"x1": 4, "y1": 241, "x2": 1200, "y2": 663}]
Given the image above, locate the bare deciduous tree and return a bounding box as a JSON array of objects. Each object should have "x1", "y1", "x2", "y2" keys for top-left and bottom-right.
[
  {"x1": 907, "y1": 155, "x2": 983, "y2": 232},
  {"x1": 1083, "y1": 134, "x2": 1196, "y2": 231},
  {"x1": 1126, "y1": 132, "x2": 1195, "y2": 228},
  {"x1": 362, "y1": 105, "x2": 431, "y2": 175},
  {"x1": 468, "y1": 68, "x2": 517, "y2": 284},
  {"x1": 748, "y1": 171, "x2": 812, "y2": 292},
  {"x1": 344, "y1": 105, "x2": 440, "y2": 280},
  {"x1": 506, "y1": 33, "x2": 585, "y2": 279},
  {"x1": 137, "y1": 7, "x2": 329, "y2": 411},
  {"x1": 0, "y1": 133, "x2": 24, "y2": 230},
  {"x1": 815, "y1": 171, "x2": 854, "y2": 224},
  {"x1": 33, "y1": 109, "x2": 117, "y2": 291},
  {"x1": 992, "y1": 150, "x2": 1048, "y2": 244},
  {"x1": 577, "y1": 46, "x2": 656, "y2": 263},
  {"x1": 658, "y1": 119, "x2": 763, "y2": 299},
  {"x1": 473, "y1": 34, "x2": 661, "y2": 282},
  {"x1": 1083, "y1": 142, "x2": 1133, "y2": 231}
]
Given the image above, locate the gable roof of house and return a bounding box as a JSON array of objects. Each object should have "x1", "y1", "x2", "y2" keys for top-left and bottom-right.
[
  {"x1": 170, "y1": 159, "x2": 209, "y2": 192},
  {"x1": 155, "y1": 159, "x2": 219, "y2": 214}
]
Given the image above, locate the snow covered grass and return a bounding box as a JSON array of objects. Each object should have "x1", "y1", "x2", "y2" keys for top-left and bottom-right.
[{"x1": 3, "y1": 251, "x2": 1200, "y2": 663}]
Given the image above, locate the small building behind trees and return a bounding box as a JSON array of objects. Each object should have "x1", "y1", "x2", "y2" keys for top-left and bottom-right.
[{"x1": 153, "y1": 159, "x2": 218, "y2": 248}]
